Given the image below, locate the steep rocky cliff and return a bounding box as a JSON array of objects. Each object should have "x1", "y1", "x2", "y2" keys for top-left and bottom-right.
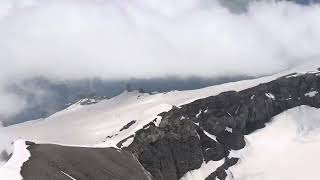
[{"x1": 124, "y1": 71, "x2": 320, "y2": 180}]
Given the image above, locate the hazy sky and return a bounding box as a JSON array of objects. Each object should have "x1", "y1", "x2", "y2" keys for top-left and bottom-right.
[{"x1": 0, "y1": 0, "x2": 320, "y2": 121}]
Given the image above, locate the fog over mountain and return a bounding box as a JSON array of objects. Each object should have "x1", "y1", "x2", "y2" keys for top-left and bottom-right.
[
  {"x1": 4, "y1": 75, "x2": 252, "y2": 125},
  {"x1": 1, "y1": 1, "x2": 320, "y2": 180},
  {"x1": 0, "y1": 0, "x2": 320, "y2": 124}
]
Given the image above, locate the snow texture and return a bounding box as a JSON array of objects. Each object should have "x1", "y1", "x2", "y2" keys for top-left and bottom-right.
[
  {"x1": 180, "y1": 160, "x2": 224, "y2": 180},
  {"x1": 227, "y1": 105, "x2": 320, "y2": 180},
  {"x1": 196, "y1": 110, "x2": 202, "y2": 118},
  {"x1": 305, "y1": 91, "x2": 318, "y2": 97},
  {"x1": 265, "y1": 92, "x2": 275, "y2": 100},
  {"x1": 0, "y1": 140, "x2": 30, "y2": 180}
]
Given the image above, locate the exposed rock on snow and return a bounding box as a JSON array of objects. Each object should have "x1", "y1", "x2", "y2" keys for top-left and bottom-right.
[
  {"x1": 216, "y1": 130, "x2": 245, "y2": 150},
  {"x1": 126, "y1": 71, "x2": 320, "y2": 180},
  {"x1": 119, "y1": 120, "x2": 137, "y2": 132}
]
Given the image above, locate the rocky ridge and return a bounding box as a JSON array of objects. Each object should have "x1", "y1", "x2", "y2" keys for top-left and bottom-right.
[
  {"x1": 19, "y1": 70, "x2": 320, "y2": 180},
  {"x1": 124, "y1": 71, "x2": 320, "y2": 180}
]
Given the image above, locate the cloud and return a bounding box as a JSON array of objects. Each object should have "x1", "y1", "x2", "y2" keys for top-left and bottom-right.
[
  {"x1": 0, "y1": 0, "x2": 320, "y2": 120},
  {"x1": 0, "y1": 88, "x2": 26, "y2": 119}
]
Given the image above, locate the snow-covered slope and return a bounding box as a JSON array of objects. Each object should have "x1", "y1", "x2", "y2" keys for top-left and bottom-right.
[
  {"x1": 180, "y1": 105, "x2": 320, "y2": 180},
  {"x1": 228, "y1": 105, "x2": 320, "y2": 180},
  {"x1": 2, "y1": 62, "x2": 319, "y2": 147},
  {"x1": 0, "y1": 61, "x2": 319, "y2": 180}
]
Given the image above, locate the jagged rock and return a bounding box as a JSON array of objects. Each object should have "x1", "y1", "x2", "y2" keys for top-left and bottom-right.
[
  {"x1": 126, "y1": 120, "x2": 203, "y2": 180},
  {"x1": 204, "y1": 147, "x2": 226, "y2": 162},
  {"x1": 124, "y1": 72, "x2": 320, "y2": 180},
  {"x1": 222, "y1": 157, "x2": 239, "y2": 170},
  {"x1": 205, "y1": 167, "x2": 227, "y2": 180},
  {"x1": 26, "y1": 141, "x2": 36, "y2": 146},
  {"x1": 205, "y1": 157, "x2": 239, "y2": 180},
  {"x1": 200, "y1": 116, "x2": 226, "y2": 136},
  {"x1": 136, "y1": 136, "x2": 203, "y2": 180},
  {"x1": 197, "y1": 129, "x2": 228, "y2": 162},
  {"x1": 217, "y1": 130, "x2": 245, "y2": 150}
]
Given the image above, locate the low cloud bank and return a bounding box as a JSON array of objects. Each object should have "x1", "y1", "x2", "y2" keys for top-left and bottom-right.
[{"x1": 0, "y1": 0, "x2": 320, "y2": 121}]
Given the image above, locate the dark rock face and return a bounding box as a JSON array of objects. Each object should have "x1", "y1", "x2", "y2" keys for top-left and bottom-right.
[
  {"x1": 21, "y1": 143, "x2": 152, "y2": 180},
  {"x1": 206, "y1": 157, "x2": 239, "y2": 180},
  {"x1": 206, "y1": 167, "x2": 227, "y2": 180},
  {"x1": 198, "y1": 129, "x2": 227, "y2": 162},
  {"x1": 216, "y1": 130, "x2": 245, "y2": 150},
  {"x1": 120, "y1": 120, "x2": 137, "y2": 132},
  {"x1": 125, "y1": 72, "x2": 320, "y2": 180},
  {"x1": 25, "y1": 141, "x2": 36, "y2": 146},
  {"x1": 126, "y1": 122, "x2": 204, "y2": 180}
]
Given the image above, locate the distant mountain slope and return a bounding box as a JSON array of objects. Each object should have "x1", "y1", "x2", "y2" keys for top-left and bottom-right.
[
  {"x1": 5, "y1": 76, "x2": 250, "y2": 126},
  {"x1": 0, "y1": 73, "x2": 284, "y2": 146}
]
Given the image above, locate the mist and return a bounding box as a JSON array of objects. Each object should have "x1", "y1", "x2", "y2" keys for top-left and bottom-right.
[{"x1": 0, "y1": 0, "x2": 320, "y2": 123}]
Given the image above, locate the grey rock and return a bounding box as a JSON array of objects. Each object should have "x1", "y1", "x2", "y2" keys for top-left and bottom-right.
[
  {"x1": 119, "y1": 120, "x2": 136, "y2": 132},
  {"x1": 222, "y1": 157, "x2": 239, "y2": 170},
  {"x1": 205, "y1": 167, "x2": 227, "y2": 180},
  {"x1": 21, "y1": 143, "x2": 152, "y2": 180},
  {"x1": 217, "y1": 130, "x2": 245, "y2": 150},
  {"x1": 126, "y1": 72, "x2": 320, "y2": 180}
]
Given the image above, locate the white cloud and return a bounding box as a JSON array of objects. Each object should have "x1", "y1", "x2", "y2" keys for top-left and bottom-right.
[
  {"x1": 0, "y1": 0, "x2": 319, "y2": 80},
  {"x1": 0, "y1": 89, "x2": 26, "y2": 119},
  {"x1": 0, "y1": 0, "x2": 319, "y2": 119}
]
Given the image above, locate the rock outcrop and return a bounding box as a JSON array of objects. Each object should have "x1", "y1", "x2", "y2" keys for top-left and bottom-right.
[{"x1": 125, "y1": 71, "x2": 320, "y2": 180}]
